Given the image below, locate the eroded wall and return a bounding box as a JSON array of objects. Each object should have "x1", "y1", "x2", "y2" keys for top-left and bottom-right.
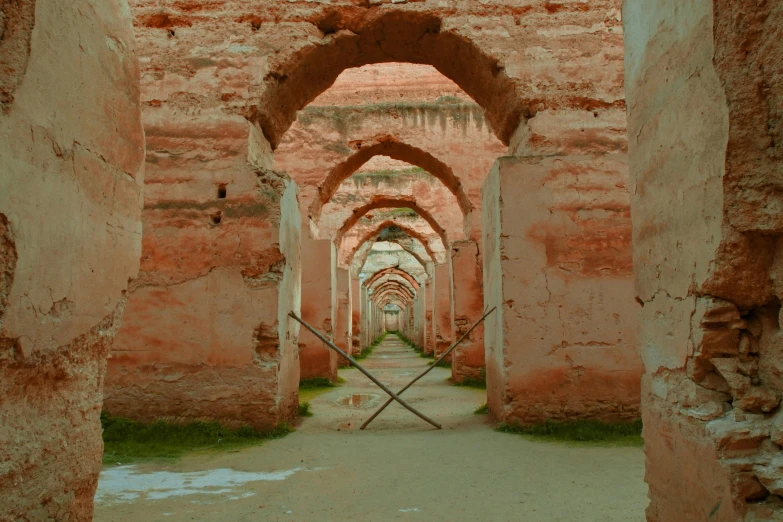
[
  {"x1": 624, "y1": 1, "x2": 783, "y2": 519},
  {"x1": 298, "y1": 237, "x2": 337, "y2": 380},
  {"x1": 451, "y1": 240, "x2": 485, "y2": 383},
  {"x1": 483, "y1": 156, "x2": 641, "y2": 425},
  {"x1": 0, "y1": 0, "x2": 144, "y2": 516},
  {"x1": 105, "y1": 168, "x2": 302, "y2": 430}
]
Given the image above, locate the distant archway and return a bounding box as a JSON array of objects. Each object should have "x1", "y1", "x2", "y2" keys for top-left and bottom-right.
[
  {"x1": 366, "y1": 267, "x2": 420, "y2": 291},
  {"x1": 346, "y1": 220, "x2": 437, "y2": 267},
  {"x1": 336, "y1": 198, "x2": 448, "y2": 246},
  {"x1": 310, "y1": 137, "x2": 472, "y2": 222},
  {"x1": 253, "y1": 9, "x2": 525, "y2": 148}
]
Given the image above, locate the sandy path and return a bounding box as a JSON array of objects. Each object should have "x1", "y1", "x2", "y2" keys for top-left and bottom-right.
[{"x1": 94, "y1": 336, "x2": 647, "y2": 521}]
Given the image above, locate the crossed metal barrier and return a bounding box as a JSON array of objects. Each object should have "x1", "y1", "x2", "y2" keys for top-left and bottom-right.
[{"x1": 288, "y1": 306, "x2": 496, "y2": 430}]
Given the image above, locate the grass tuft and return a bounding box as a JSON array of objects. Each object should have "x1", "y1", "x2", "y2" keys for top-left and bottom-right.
[
  {"x1": 298, "y1": 402, "x2": 313, "y2": 417},
  {"x1": 355, "y1": 333, "x2": 386, "y2": 360},
  {"x1": 428, "y1": 359, "x2": 452, "y2": 368},
  {"x1": 474, "y1": 403, "x2": 490, "y2": 415},
  {"x1": 497, "y1": 419, "x2": 644, "y2": 447},
  {"x1": 100, "y1": 412, "x2": 293, "y2": 465},
  {"x1": 299, "y1": 377, "x2": 340, "y2": 389},
  {"x1": 451, "y1": 377, "x2": 487, "y2": 389},
  {"x1": 395, "y1": 332, "x2": 434, "y2": 359}
]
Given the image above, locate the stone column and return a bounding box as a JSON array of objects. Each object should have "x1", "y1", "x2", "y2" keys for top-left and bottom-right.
[
  {"x1": 335, "y1": 267, "x2": 351, "y2": 364},
  {"x1": 434, "y1": 261, "x2": 455, "y2": 358},
  {"x1": 296, "y1": 237, "x2": 336, "y2": 381},
  {"x1": 624, "y1": 2, "x2": 783, "y2": 519},
  {"x1": 0, "y1": 1, "x2": 144, "y2": 517},
  {"x1": 350, "y1": 273, "x2": 361, "y2": 354},
  {"x1": 482, "y1": 156, "x2": 640, "y2": 424},
  {"x1": 451, "y1": 240, "x2": 485, "y2": 383},
  {"x1": 426, "y1": 274, "x2": 435, "y2": 355},
  {"x1": 416, "y1": 282, "x2": 426, "y2": 348}
]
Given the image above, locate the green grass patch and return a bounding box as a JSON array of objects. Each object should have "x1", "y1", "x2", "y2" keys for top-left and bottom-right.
[
  {"x1": 299, "y1": 377, "x2": 342, "y2": 389},
  {"x1": 395, "y1": 332, "x2": 433, "y2": 359},
  {"x1": 299, "y1": 376, "x2": 345, "y2": 402},
  {"x1": 101, "y1": 412, "x2": 293, "y2": 465},
  {"x1": 474, "y1": 403, "x2": 490, "y2": 415},
  {"x1": 355, "y1": 333, "x2": 386, "y2": 360},
  {"x1": 298, "y1": 402, "x2": 313, "y2": 417},
  {"x1": 497, "y1": 419, "x2": 644, "y2": 447},
  {"x1": 451, "y1": 377, "x2": 487, "y2": 389},
  {"x1": 428, "y1": 359, "x2": 452, "y2": 368}
]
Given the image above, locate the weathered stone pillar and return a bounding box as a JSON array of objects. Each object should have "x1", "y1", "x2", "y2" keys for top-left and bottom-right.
[
  {"x1": 451, "y1": 240, "x2": 485, "y2": 383},
  {"x1": 335, "y1": 267, "x2": 351, "y2": 364},
  {"x1": 0, "y1": 1, "x2": 143, "y2": 517},
  {"x1": 106, "y1": 161, "x2": 302, "y2": 429},
  {"x1": 299, "y1": 238, "x2": 337, "y2": 381},
  {"x1": 482, "y1": 156, "x2": 641, "y2": 425},
  {"x1": 350, "y1": 273, "x2": 360, "y2": 353},
  {"x1": 434, "y1": 261, "x2": 454, "y2": 358},
  {"x1": 426, "y1": 274, "x2": 435, "y2": 355},
  {"x1": 624, "y1": 1, "x2": 783, "y2": 519},
  {"x1": 416, "y1": 282, "x2": 426, "y2": 348},
  {"x1": 360, "y1": 284, "x2": 369, "y2": 350}
]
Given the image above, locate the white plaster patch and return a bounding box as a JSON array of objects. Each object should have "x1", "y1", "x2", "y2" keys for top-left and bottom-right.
[
  {"x1": 400, "y1": 507, "x2": 422, "y2": 513},
  {"x1": 95, "y1": 466, "x2": 314, "y2": 504}
]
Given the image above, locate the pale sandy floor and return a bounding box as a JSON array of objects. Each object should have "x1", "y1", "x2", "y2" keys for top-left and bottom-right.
[{"x1": 94, "y1": 337, "x2": 647, "y2": 521}]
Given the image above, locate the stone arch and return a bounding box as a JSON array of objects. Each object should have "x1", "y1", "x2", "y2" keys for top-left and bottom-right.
[
  {"x1": 375, "y1": 281, "x2": 414, "y2": 300},
  {"x1": 374, "y1": 285, "x2": 413, "y2": 304},
  {"x1": 309, "y1": 137, "x2": 472, "y2": 222},
  {"x1": 253, "y1": 8, "x2": 525, "y2": 149},
  {"x1": 356, "y1": 242, "x2": 430, "y2": 277},
  {"x1": 337, "y1": 198, "x2": 448, "y2": 246},
  {"x1": 0, "y1": 0, "x2": 36, "y2": 112},
  {"x1": 347, "y1": 220, "x2": 436, "y2": 267},
  {"x1": 366, "y1": 267, "x2": 420, "y2": 291},
  {"x1": 370, "y1": 274, "x2": 417, "y2": 296}
]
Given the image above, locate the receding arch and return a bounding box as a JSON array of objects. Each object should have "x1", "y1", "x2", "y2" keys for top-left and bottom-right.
[
  {"x1": 373, "y1": 280, "x2": 413, "y2": 298},
  {"x1": 375, "y1": 281, "x2": 414, "y2": 300},
  {"x1": 337, "y1": 198, "x2": 448, "y2": 246},
  {"x1": 371, "y1": 274, "x2": 417, "y2": 296},
  {"x1": 310, "y1": 137, "x2": 472, "y2": 221},
  {"x1": 366, "y1": 267, "x2": 420, "y2": 291},
  {"x1": 356, "y1": 241, "x2": 430, "y2": 278},
  {"x1": 379, "y1": 296, "x2": 407, "y2": 309},
  {"x1": 347, "y1": 220, "x2": 436, "y2": 267},
  {"x1": 374, "y1": 285, "x2": 413, "y2": 304},
  {"x1": 252, "y1": 9, "x2": 525, "y2": 148}
]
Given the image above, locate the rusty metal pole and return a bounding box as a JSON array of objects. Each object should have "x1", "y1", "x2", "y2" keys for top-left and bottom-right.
[
  {"x1": 288, "y1": 311, "x2": 442, "y2": 430},
  {"x1": 360, "y1": 307, "x2": 496, "y2": 430}
]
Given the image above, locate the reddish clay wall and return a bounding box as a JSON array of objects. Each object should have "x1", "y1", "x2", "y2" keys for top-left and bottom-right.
[
  {"x1": 434, "y1": 261, "x2": 454, "y2": 358},
  {"x1": 334, "y1": 268, "x2": 351, "y2": 366},
  {"x1": 298, "y1": 238, "x2": 337, "y2": 381},
  {"x1": 625, "y1": 0, "x2": 783, "y2": 519},
  {"x1": 483, "y1": 156, "x2": 641, "y2": 425},
  {"x1": 105, "y1": 169, "x2": 302, "y2": 430},
  {"x1": 0, "y1": 0, "x2": 144, "y2": 517},
  {"x1": 451, "y1": 240, "x2": 485, "y2": 383}
]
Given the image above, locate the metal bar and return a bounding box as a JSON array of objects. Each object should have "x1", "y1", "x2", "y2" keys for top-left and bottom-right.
[
  {"x1": 288, "y1": 311, "x2": 442, "y2": 430},
  {"x1": 360, "y1": 306, "x2": 496, "y2": 430}
]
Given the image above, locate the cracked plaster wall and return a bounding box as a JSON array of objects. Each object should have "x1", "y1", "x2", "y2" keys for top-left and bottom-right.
[
  {"x1": 0, "y1": 0, "x2": 144, "y2": 517},
  {"x1": 624, "y1": 0, "x2": 783, "y2": 519},
  {"x1": 482, "y1": 156, "x2": 641, "y2": 425}
]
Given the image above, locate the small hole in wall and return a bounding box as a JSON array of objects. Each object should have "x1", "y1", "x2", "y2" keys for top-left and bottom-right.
[
  {"x1": 167, "y1": 29, "x2": 176, "y2": 38},
  {"x1": 217, "y1": 184, "x2": 227, "y2": 199},
  {"x1": 210, "y1": 211, "x2": 222, "y2": 225}
]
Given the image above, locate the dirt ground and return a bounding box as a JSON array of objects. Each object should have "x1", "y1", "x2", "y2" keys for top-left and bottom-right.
[{"x1": 94, "y1": 336, "x2": 647, "y2": 521}]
